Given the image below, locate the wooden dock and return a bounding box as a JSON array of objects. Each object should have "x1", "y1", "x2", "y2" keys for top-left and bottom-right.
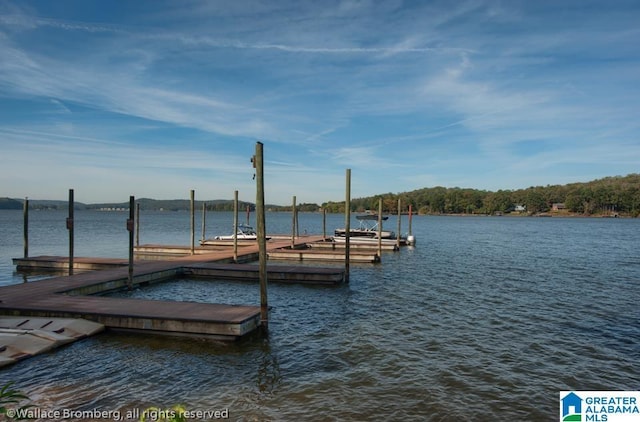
[
  {"x1": 13, "y1": 256, "x2": 129, "y2": 272},
  {"x1": 1, "y1": 260, "x2": 261, "y2": 340},
  {"x1": 268, "y1": 248, "x2": 380, "y2": 262},
  {"x1": 4, "y1": 236, "x2": 348, "y2": 340},
  {"x1": 309, "y1": 240, "x2": 400, "y2": 251},
  {"x1": 184, "y1": 263, "x2": 345, "y2": 285}
]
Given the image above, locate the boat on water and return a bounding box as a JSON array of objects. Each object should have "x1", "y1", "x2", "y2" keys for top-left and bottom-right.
[
  {"x1": 200, "y1": 224, "x2": 270, "y2": 245},
  {"x1": 334, "y1": 214, "x2": 396, "y2": 239}
]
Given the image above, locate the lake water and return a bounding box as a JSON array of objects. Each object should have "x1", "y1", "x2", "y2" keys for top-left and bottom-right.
[{"x1": 1, "y1": 210, "x2": 639, "y2": 421}]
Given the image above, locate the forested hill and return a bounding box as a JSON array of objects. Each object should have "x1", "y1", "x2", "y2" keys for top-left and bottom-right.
[
  {"x1": 321, "y1": 174, "x2": 640, "y2": 217},
  {"x1": 5, "y1": 174, "x2": 640, "y2": 216},
  {"x1": 0, "y1": 197, "x2": 23, "y2": 209}
]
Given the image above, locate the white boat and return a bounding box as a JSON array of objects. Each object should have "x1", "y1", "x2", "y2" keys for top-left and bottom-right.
[
  {"x1": 331, "y1": 235, "x2": 405, "y2": 248},
  {"x1": 334, "y1": 214, "x2": 396, "y2": 239},
  {"x1": 200, "y1": 224, "x2": 270, "y2": 245}
]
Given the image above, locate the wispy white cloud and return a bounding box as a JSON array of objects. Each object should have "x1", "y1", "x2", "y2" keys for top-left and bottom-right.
[{"x1": 0, "y1": 0, "x2": 639, "y2": 203}]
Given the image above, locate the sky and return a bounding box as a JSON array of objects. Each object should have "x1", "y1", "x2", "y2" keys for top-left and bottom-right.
[{"x1": 1, "y1": 0, "x2": 639, "y2": 205}]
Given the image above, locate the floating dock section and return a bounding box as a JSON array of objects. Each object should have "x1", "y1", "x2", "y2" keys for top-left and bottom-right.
[
  {"x1": 0, "y1": 317, "x2": 104, "y2": 367},
  {"x1": 4, "y1": 237, "x2": 348, "y2": 344},
  {"x1": 1, "y1": 260, "x2": 262, "y2": 341},
  {"x1": 184, "y1": 263, "x2": 345, "y2": 285}
]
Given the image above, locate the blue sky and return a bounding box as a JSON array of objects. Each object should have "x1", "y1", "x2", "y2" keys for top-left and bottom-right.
[{"x1": 1, "y1": 0, "x2": 639, "y2": 205}]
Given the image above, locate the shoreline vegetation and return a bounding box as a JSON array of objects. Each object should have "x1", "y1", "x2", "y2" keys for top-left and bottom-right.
[{"x1": 2, "y1": 173, "x2": 639, "y2": 217}]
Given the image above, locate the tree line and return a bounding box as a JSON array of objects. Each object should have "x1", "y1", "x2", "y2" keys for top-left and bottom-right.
[{"x1": 319, "y1": 174, "x2": 640, "y2": 217}]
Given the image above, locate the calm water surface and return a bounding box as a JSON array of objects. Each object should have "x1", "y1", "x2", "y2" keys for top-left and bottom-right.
[{"x1": 0, "y1": 210, "x2": 639, "y2": 421}]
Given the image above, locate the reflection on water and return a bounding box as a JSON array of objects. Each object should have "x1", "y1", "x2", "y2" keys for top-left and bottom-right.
[{"x1": 1, "y1": 211, "x2": 639, "y2": 420}]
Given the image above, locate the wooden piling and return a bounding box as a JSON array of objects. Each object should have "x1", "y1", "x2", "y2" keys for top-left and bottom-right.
[
  {"x1": 377, "y1": 198, "x2": 382, "y2": 259},
  {"x1": 190, "y1": 189, "x2": 195, "y2": 255},
  {"x1": 255, "y1": 142, "x2": 268, "y2": 331},
  {"x1": 323, "y1": 208, "x2": 327, "y2": 239},
  {"x1": 345, "y1": 169, "x2": 351, "y2": 283},
  {"x1": 23, "y1": 197, "x2": 28, "y2": 258},
  {"x1": 127, "y1": 195, "x2": 135, "y2": 290},
  {"x1": 291, "y1": 195, "x2": 296, "y2": 249},
  {"x1": 201, "y1": 202, "x2": 206, "y2": 243},
  {"x1": 136, "y1": 202, "x2": 140, "y2": 247},
  {"x1": 233, "y1": 190, "x2": 239, "y2": 263},
  {"x1": 409, "y1": 204, "x2": 413, "y2": 235},
  {"x1": 397, "y1": 198, "x2": 401, "y2": 249},
  {"x1": 67, "y1": 189, "x2": 74, "y2": 276}
]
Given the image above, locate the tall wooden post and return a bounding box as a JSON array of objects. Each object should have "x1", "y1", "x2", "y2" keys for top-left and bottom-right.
[
  {"x1": 255, "y1": 142, "x2": 268, "y2": 331},
  {"x1": 201, "y1": 202, "x2": 206, "y2": 242},
  {"x1": 136, "y1": 202, "x2": 140, "y2": 247},
  {"x1": 291, "y1": 195, "x2": 296, "y2": 248},
  {"x1": 233, "y1": 190, "x2": 239, "y2": 263},
  {"x1": 322, "y1": 208, "x2": 327, "y2": 239},
  {"x1": 345, "y1": 169, "x2": 351, "y2": 283},
  {"x1": 23, "y1": 197, "x2": 29, "y2": 258},
  {"x1": 67, "y1": 189, "x2": 74, "y2": 275},
  {"x1": 127, "y1": 196, "x2": 135, "y2": 290},
  {"x1": 397, "y1": 198, "x2": 402, "y2": 249},
  {"x1": 377, "y1": 198, "x2": 383, "y2": 260},
  {"x1": 190, "y1": 189, "x2": 195, "y2": 255}
]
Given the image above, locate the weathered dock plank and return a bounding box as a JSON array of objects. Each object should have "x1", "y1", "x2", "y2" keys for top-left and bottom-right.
[
  {"x1": 184, "y1": 263, "x2": 345, "y2": 285},
  {"x1": 309, "y1": 241, "x2": 399, "y2": 251},
  {"x1": 0, "y1": 266, "x2": 261, "y2": 339},
  {"x1": 13, "y1": 256, "x2": 129, "y2": 271},
  {"x1": 3, "y1": 295, "x2": 260, "y2": 338},
  {"x1": 267, "y1": 248, "x2": 380, "y2": 263}
]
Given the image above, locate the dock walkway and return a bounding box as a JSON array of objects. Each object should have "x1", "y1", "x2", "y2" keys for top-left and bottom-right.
[{"x1": 2, "y1": 236, "x2": 337, "y2": 340}]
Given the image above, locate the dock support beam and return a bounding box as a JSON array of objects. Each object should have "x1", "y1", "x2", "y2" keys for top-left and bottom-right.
[
  {"x1": 136, "y1": 202, "x2": 140, "y2": 247},
  {"x1": 127, "y1": 195, "x2": 135, "y2": 290},
  {"x1": 345, "y1": 169, "x2": 351, "y2": 283},
  {"x1": 67, "y1": 189, "x2": 74, "y2": 276},
  {"x1": 397, "y1": 198, "x2": 402, "y2": 249},
  {"x1": 233, "y1": 190, "x2": 239, "y2": 263},
  {"x1": 190, "y1": 189, "x2": 195, "y2": 255},
  {"x1": 409, "y1": 204, "x2": 413, "y2": 236},
  {"x1": 377, "y1": 198, "x2": 382, "y2": 259},
  {"x1": 201, "y1": 202, "x2": 206, "y2": 243},
  {"x1": 291, "y1": 195, "x2": 296, "y2": 248},
  {"x1": 323, "y1": 208, "x2": 327, "y2": 240},
  {"x1": 23, "y1": 197, "x2": 29, "y2": 258},
  {"x1": 255, "y1": 142, "x2": 268, "y2": 331}
]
